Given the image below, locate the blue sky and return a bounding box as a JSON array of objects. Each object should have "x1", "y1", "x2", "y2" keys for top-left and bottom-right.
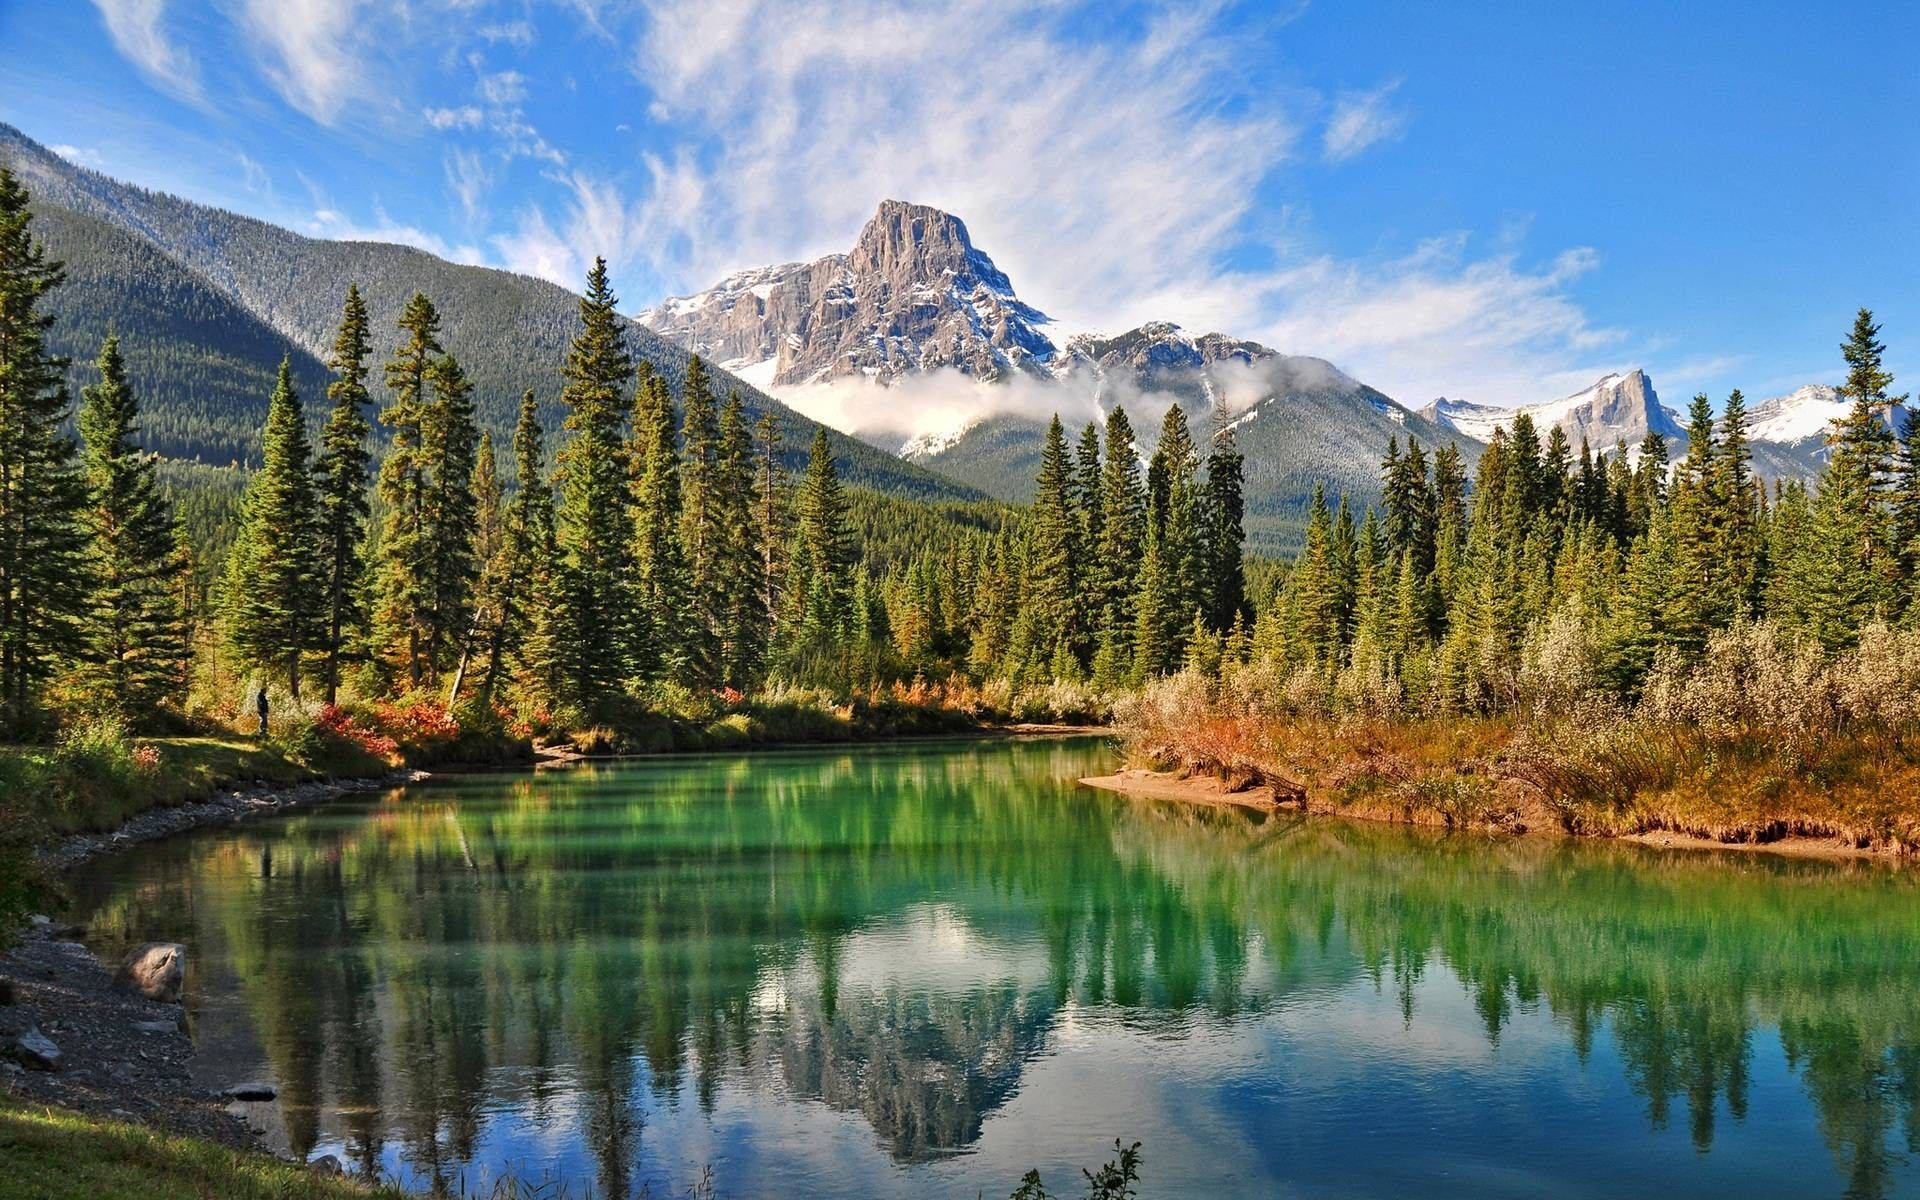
[{"x1": 1, "y1": 0, "x2": 1913, "y2": 409}]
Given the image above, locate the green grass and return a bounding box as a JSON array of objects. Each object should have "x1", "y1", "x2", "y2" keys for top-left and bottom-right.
[
  {"x1": 0, "y1": 1104, "x2": 405, "y2": 1199},
  {"x1": 0, "y1": 733, "x2": 384, "y2": 836}
]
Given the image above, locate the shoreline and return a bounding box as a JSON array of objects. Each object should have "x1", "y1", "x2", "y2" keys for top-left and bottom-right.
[
  {"x1": 1079, "y1": 769, "x2": 1904, "y2": 864},
  {"x1": 41, "y1": 769, "x2": 429, "y2": 876},
  {"x1": 6, "y1": 728, "x2": 1112, "y2": 1171}
]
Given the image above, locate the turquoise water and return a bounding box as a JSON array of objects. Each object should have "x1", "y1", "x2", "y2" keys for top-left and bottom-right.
[{"x1": 69, "y1": 738, "x2": 1920, "y2": 1198}]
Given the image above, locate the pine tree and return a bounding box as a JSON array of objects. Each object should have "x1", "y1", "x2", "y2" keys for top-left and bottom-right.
[
  {"x1": 1093, "y1": 406, "x2": 1144, "y2": 661},
  {"x1": 1015, "y1": 415, "x2": 1080, "y2": 674},
  {"x1": 373, "y1": 292, "x2": 443, "y2": 690},
  {"x1": 1201, "y1": 424, "x2": 1247, "y2": 632},
  {"x1": 1715, "y1": 389, "x2": 1762, "y2": 617},
  {"x1": 500, "y1": 391, "x2": 560, "y2": 705},
  {"x1": 423, "y1": 352, "x2": 479, "y2": 680},
  {"x1": 554, "y1": 259, "x2": 637, "y2": 711},
  {"x1": 1822, "y1": 308, "x2": 1905, "y2": 618},
  {"x1": 313, "y1": 285, "x2": 374, "y2": 705},
  {"x1": 756, "y1": 410, "x2": 791, "y2": 636},
  {"x1": 793, "y1": 428, "x2": 853, "y2": 644},
  {"x1": 676, "y1": 356, "x2": 724, "y2": 687},
  {"x1": 224, "y1": 359, "x2": 321, "y2": 702},
  {"x1": 1893, "y1": 412, "x2": 1920, "y2": 615},
  {"x1": 628, "y1": 368, "x2": 684, "y2": 683},
  {"x1": 450, "y1": 431, "x2": 503, "y2": 707},
  {"x1": 0, "y1": 169, "x2": 88, "y2": 731},
  {"x1": 715, "y1": 394, "x2": 767, "y2": 689},
  {"x1": 75, "y1": 336, "x2": 186, "y2": 719}
]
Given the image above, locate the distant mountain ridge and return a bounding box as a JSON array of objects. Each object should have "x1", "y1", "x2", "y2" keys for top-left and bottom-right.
[
  {"x1": 641, "y1": 202, "x2": 1470, "y2": 549},
  {"x1": 0, "y1": 123, "x2": 980, "y2": 501}
]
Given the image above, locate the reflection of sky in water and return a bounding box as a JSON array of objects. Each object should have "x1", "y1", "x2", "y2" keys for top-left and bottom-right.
[{"x1": 68, "y1": 740, "x2": 1920, "y2": 1200}]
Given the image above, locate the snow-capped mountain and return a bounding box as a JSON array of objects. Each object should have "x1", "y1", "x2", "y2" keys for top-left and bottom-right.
[
  {"x1": 1747, "y1": 384, "x2": 1852, "y2": 448},
  {"x1": 639, "y1": 202, "x2": 1465, "y2": 548},
  {"x1": 1419, "y1": 369, "x2": 1686, "y2": 452},
  {"x1": 638, "y1": 200, "x2": 1058, "y2": 388}
]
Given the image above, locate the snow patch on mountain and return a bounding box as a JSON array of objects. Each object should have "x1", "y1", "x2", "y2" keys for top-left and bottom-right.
[
  {"x1": 1421, "y1": 370, "x2": 1683, "y2": 450},
  {"x1": 1746, "y1": 384, "x2": 1847, "y2": 445}
]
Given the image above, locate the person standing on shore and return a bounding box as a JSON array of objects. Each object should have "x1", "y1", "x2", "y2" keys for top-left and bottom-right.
[{"x1": 255, "y1": 686, "x2": 269, "y2": 738}]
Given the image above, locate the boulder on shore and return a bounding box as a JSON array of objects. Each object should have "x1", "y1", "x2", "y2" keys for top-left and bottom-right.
[
  {"x1": 6, "y1": 1024, "x2": 61, "y2": 1071},
  {"x1": 113, "y1": 943, "x2": 185, "y2": 1004}
]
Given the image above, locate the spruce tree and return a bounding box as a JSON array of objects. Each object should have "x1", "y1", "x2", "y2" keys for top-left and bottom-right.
[
  {"x1": 76, "y1": 336, "x2": 186, "y2": 719},
  {"x1": 374, "y1": 292, "x2": 443, "y2": 690},
  {"x1": 554, "y1": 258, "x2": 637, "y2": 710},
  {"x1": 1016, "y1": 415, "x2": 1080, "y2": 674},
  {"x1": 715, "y1": 394, "x2": 767, "y2": 689},
  {"x1": 1201, "y1": 424, "x2": 1247, "y2": 632},
  {"x1": 314, "y1": 285, "x2": 374, "y2": 705},
  {"x1": 629, "y1": 368, "x2": 684, "y2": 683},
  {"x1": 1715, "y1": 389, "x2": 1761, "y2": 617},
  {"x1": 756, "y1": 410, "x2": 791, "y2": 636},
  {"x1": 500, "y1": 391, "x2": 560, "y2": 705},
  {"x1": 793, "y1": 428, "x2": 853, "y2": 644},
  {"x1": 1822, "y1": 307, "x2": 1905, "y2": 618},
  {"x1": 0, "y1": 169, "x2": 88, "y2": 731},
  {"x1": 676, "y1": 356, "x2": 724, "y2": 687},
  {"x1": 423, "y1": 352, "x2": 479, "y2": 680},
  {"x1": 1893, "y1": 412, "x2": 1920, "y2": 614},
  {"x1": 451, "y1": 431, "x2": 503, "y2": 707},
  {"x1": 1094, "y1": 406, "x2": 1144, "y2": 659},
  {"x1": 224, "y1": 359, "x2": 321, "y2": 702}
]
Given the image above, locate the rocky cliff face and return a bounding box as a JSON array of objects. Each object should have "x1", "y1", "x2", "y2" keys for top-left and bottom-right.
[
  {"x1": 638, "y1": 200, "x2": 1057, "y2": 386},
  {"x1": 1420, "y1": 369, "x2": 1685, "y2": 451}
]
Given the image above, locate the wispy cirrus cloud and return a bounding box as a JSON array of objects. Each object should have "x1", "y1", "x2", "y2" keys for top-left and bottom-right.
[
  {"x1": 1323, "y1": 80, "x2": 1408, "y2": 162},
  {"x1": 233, "y1": 0, "x2": 368, "y2": 125},
  {"x1": 481, "y1": 0, "x2": 1618, "y2": 407},
  {"x1": 90, "y1": 0, "x2": 203, "y2": 103}
]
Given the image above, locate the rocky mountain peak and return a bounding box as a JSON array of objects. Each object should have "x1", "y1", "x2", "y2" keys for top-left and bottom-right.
[
  {"x1": 1422, "y1": 367, "x2": 1682, "y2": 450},
  {"x1": 639, "y1": 198, "x2": 1055, "y2": 387},
  {"x1": 849, "y1": 200, "x2": 1007, "y2": 290}
]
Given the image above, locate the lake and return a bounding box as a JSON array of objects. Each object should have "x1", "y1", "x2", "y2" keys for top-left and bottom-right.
[{"x1": 68, "y1": 736, "x2": 1920, "y2": 1199}]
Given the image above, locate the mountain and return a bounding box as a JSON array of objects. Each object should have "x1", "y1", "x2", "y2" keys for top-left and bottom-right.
[
  {"x1": 0, "y1": 123, "x2": 979, "y2": 501},
  {"x1": 641, "y1": 202, "x2": 1470, "y2": 551},
  {"x1": 1420, "y1": 368, "x2": 1889, "y2": 484},
  {"x1": 1420, "y1": 370, "x2": 1686, "y2": 452},
  {"x1": 638, "y1": 199, "x2": 1058, "y2": 388}
]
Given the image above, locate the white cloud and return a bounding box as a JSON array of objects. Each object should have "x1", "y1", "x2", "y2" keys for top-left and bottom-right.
[
  {"x1": 599, "y1": 0, "x2": 1295, "y2": 332},
  {"x1": 91, "y1": 0, "x2": 203, "y2": 102},
  {"x1": 308, "y1": 204, "x2": 484, "y2": 265},
  {"x1": 477, "y1": 20, "x2": 536, "y2": 49},
  {"x1": 507, "y1": 0, "x2": 1615, "y2": 409},
  {"x1": 1323, "y1": 81, "x2": 1407, "y2": 162},
  {"x1": 477, "y1": 69, "x2": 528, "y2": 105},
  {"x1": 49, "y1": 144, "x2": 106, "y2": 168},
  {"x1": 1255, "y1": 238, "x2": 1622, "y2": 406},
  {"x1": 444, "y1": 147, "x2": 491, "y2": 222},
  {"x1": 424, "y1": 105, "x2": 486, "y2": 131},
  {"x1": 234, "y1": 0, "x2": 367, "y2": 124}
]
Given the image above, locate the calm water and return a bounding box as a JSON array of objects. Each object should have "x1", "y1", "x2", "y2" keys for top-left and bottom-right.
[{"x1": 68, "y1": 737, "x2": 1920, "y2": 1199}]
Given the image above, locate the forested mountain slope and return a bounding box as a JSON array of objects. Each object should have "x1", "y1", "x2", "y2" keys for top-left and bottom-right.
[{"x1": 0, "y1": 123, "x2": 978, "y2": 498}]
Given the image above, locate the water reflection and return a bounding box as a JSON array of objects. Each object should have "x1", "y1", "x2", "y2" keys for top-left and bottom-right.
[{"x1": 69, "y1": 740, "x2": 1920, "y2": 1199}]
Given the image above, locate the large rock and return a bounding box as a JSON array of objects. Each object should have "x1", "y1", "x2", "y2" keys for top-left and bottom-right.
[
  {"x1": 113, "y1": 942, "x2": 185, "y2": 1003},
  {"x1": 6, "y1": 1024, "x2": 60, "y2": 1071}
]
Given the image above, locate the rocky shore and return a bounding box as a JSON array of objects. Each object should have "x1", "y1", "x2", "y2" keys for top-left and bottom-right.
[
  {"x1": 41, "y1": 768, "x2": 426, "y2": 874},
  {"x1": 3, "y1": 767, "x2": 428, "y2": 1165},
  {"x1": 0, "y1": 921, "x2": 247, "y2": 1145}
]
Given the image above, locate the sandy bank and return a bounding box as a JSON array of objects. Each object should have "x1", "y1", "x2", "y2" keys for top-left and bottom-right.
[{"x1": 1080, "y1": 768, "x2": 1902, "y2": 863}]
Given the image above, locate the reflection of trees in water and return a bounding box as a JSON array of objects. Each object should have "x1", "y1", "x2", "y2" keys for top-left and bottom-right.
[
  {"x1": 68, "y1": 741, "x2": 1920, "y2": 1199},
  {"x1": 1110, "y1": 804, "x2": 1920, "y2": 1196}
]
